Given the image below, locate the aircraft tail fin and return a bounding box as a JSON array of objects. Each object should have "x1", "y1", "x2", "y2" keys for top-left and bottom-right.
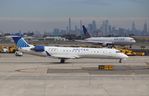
[
  {"x1": 12, "y1": 36, "x2": 32, "y2": 48},
  {"x1": 82, "y1": 25, "x2": 91, "y2": 38}
]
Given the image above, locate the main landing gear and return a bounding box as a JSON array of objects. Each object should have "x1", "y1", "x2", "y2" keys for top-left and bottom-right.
[
  {"x1": 119, "y1": 59, "x2": 122, "y2": 63},
  {"x1": 60, "y1": 59, "x2": 65, "y2": 63},
  {"x1": 107, "y1": 44, "x2": 114, "y2": 48},
  {"x1": 129, "y1": 45, "x2": 132, "y2": 48}
]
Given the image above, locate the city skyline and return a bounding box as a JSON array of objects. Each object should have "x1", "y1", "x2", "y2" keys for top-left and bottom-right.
[
  {"x1": 0, "y1": 18, "x2": 148, "y2": 37},
  {"x1": 51, "y1": 18, "x2": 148, "y2": 36},
  {"x1": 0, "y1": 17, "x2": 148, "y2": 33}
]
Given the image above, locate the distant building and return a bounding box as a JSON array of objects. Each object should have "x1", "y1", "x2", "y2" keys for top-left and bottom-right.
[
  {"x1": 53, "y1": 28, "x2": 60, "y2": 36},
  {"x1": 87, "y1": 24, "x2": 93, "y2": 36},
  {"x1": 143, "y1": 22, "x2": 148, "y2": 35},
  {"x1": 101, "y1": 20, "x2": 110, "y2": 36},
  {"x1": 66, "y1": 26, "x2": 69, "y2": 34},
  {"x1": 131, "y1": 21, "x2": 136, "y2": 35},
  {"x1": 68, "y1": 17, "x2": 71, "y2": 34},
  {"x1": 0, "y1": 32, "x2": 2, "y2": 37},
  {"x1": 92, "y1": 20, "x2": 97, "y2": 36},
  {"x1": 92, "y1": 20, "x2": 97, "y2": 32},
  {"x1": 45, "y1": 36, "x2": 67, "y2": 41},
  {"x1": 74, "y1": 25, "x2": 80, "y2": 36}
]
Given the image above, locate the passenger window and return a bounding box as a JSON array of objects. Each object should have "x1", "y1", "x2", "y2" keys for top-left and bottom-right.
[{"x1": 116, "y1": 51, "x2": 121, "y2": 53}]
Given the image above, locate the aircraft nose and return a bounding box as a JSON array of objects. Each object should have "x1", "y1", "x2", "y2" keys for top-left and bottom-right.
[
  {"x1": 131, "y1": 39, "x2": 136, "y2": 43},
  {"x1": 132, "y1": 40, "x2": 136, "y2": 43},
  {"x1": 121, "y1": 53, "x2": 129, "y2": 59}
]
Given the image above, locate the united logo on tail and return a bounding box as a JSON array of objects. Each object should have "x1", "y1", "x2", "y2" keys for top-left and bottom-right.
[{"x1": 12, "y1": 36, "x2": 30, "y2": 48}]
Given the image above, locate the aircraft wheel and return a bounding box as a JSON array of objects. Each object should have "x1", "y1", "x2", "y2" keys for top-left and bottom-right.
[
  {"x1": 60, "y1": 59, "x2": 65, "y2": 63},
  {"x1": 119, "y1": 59, "x2": 122, "y2": 63}
]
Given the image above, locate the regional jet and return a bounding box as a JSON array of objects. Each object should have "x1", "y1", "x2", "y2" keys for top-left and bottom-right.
[{"x1": 12, "y1": 36, "x2": 128, "y2": 63}]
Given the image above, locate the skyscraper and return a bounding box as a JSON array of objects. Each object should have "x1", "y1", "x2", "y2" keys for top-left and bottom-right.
[
  {"x1": 92, "y1": 20, "x2": 97, "y2": 32},
  {"x1": 80, "y1": 20, "x2": 83, "y2": 33},
  {"x1": 101, "y1": 20, "x2": 109, "y2": 36},
  {"x1": 68, "y1": 17, "x2": 71, "y2": 34},
  {"x1": 143, "y1": 22, "x2": 147, "y2": 35},
  {"x1": 88, "y1": 24, "x2": 93, "y2": 36},
  {"x1": 131, "y1": 21, "x2": 136, "y2": 35}
]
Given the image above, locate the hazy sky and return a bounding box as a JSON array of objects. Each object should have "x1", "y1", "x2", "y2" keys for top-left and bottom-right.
[{"x1": 0, "y1": 0, "x2": 149, "y2": 32}]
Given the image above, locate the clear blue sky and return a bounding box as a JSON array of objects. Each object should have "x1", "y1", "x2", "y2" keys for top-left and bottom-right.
[{"x1": 0, "y1": 0, "x2": 148, "y2": 32}]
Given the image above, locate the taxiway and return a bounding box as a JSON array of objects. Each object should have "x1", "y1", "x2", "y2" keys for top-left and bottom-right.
[{"x1": 0, "y1": 53, "x2": 149, "y2": 96}]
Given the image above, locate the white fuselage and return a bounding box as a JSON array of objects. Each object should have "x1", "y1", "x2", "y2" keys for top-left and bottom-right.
[
  {"x1": 85, "y1": 37, "x2": 136, "y2": 45},
  {"x1": 19, "y1": 46, "x2": 128, "y2": 60}
]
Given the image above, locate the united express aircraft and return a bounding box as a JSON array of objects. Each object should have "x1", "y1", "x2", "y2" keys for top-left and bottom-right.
[{"x1": 12, "y1": 36, "x2": 128, "y2": 63}]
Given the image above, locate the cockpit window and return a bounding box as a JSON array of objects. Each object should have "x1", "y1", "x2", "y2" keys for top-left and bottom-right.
[
  {"x1": 130, "y1": 39, "x2": 134, "y2": 41},
  {"x1": 116, "y1": 51, "x2": 121, "y2": 53}
]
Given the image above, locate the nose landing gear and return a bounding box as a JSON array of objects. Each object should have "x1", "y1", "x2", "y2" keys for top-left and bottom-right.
[
  {"x1": 60, "y1": 59, "x2": 65, "y2": 63},
  {"x1": 119, "y1": 59, "x2": 122, "y2": 63}
]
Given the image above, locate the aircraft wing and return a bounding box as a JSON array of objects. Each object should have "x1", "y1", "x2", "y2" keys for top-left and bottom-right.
[
  {"x1": 75, "y1": 40, "x2": 87, "y2": 42},
  {"x1": 52, "y1": 55, "x2": 79, "y2": 59},
  {"x1": 99, "y1": 41, "x2": 113, "y2": 45},
  {"x1": 46, "y1": 51, "x2": 80, "y2": 59}
]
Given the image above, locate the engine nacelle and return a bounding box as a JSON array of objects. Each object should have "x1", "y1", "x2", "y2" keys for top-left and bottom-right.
[
  {"x1": 102, "y1": 43, "x2": 108, "y2": 46},
  {"x1": 32, "y1": 46, "x2": 45, "y2": 52}
]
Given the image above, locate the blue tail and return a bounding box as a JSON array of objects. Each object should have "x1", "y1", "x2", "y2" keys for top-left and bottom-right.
[
  {"x1": 82, "y1": 25, "x2": 91, "y2": 38},
  {"x1": 12, "y1": 36, "x2": 30, "y2": 48}
]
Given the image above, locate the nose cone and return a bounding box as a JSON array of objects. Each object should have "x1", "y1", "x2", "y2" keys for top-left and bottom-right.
[
  {"x1": 121, "y1": 53, "x2": 129, "y2": 59},
  {"x1": 132, "y1": 39, "x2": 136, "y2": 43}
]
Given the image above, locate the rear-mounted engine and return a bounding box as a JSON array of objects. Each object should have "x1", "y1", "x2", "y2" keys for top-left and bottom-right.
[{"x1": 31, "y1": 46, "x2": 45, "y2": 52}]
